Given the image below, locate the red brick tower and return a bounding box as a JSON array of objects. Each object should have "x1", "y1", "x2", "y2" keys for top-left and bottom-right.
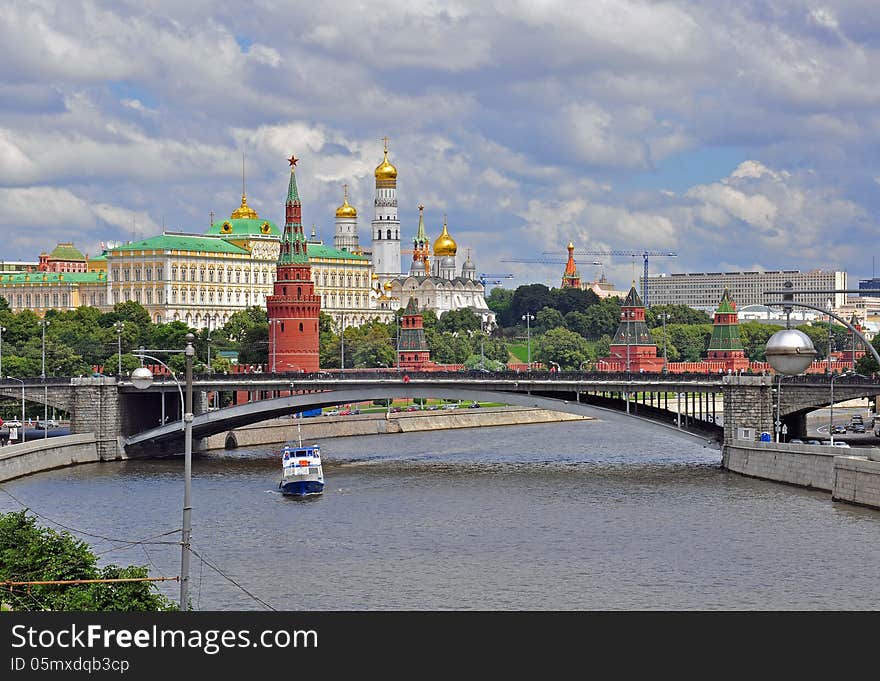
[
  {"x1": 266, "y1": 155, "x2": 321, "y2": 372},
  {"x1": 603, "y1": 283, "x2": 665, "y2": 372},
  {"x1": 397, "y1": 297, "x2": 432, "y2": 369},
  {"x1": 706, "y1": 288, "x2": 749, "y2": 370}
]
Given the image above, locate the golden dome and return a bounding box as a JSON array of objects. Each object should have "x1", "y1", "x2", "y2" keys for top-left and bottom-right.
[
  {"x1": 230, "y1": 194, "x2": 259, "y2": 220},
  {"x1": 383, "y1": 281, "x2": 393, "y2": 291},
  {"x1": 374, "y1": 142, "x2": 397, "y2": 183},
  {"x1": 335, "y1": 185, "x2": 357, "y2": 219},
  {"x1": 433, "y1": 217, "x2": 457, "y2": 257},
  {"x1": 371, "y1": 273, "x2": 379, "y2": 280}
]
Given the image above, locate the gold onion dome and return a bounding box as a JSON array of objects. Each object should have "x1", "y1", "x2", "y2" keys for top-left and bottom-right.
[
  {"x1": 374, "y1": 147, "x2": 398, "y2": 182},
  {"x1": 383, "y1": 281, "x2": 393, "y2": 291},
  {"x1": 335, "y1": 185, "x2": 357, "y2": 218},
  {"x1": 433, "y1": 218, "x2": 457, "y2": 256},
  {"x1": 230, "y1": 194, "x2": 259, "y2": 220}
]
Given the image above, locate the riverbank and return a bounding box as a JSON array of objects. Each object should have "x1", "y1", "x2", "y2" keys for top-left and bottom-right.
[{"x1": 207, "y1": 406, "x2": 591, "y2": 451}]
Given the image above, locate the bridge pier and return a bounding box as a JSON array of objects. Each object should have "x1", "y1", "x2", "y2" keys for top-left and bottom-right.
[
  {"x1": 69, "y1": 377, "x2": 123, "y2": 460},
  {"x1": 722, "y1": 375, "x2": 775, "y2": 446}
]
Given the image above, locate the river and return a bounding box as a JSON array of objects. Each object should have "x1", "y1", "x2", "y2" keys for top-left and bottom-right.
[{"x1": 3, "y1": 413, "x2": 880, "y2": 610}]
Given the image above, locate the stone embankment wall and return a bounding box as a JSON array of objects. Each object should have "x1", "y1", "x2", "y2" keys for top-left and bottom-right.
[
  {"x1": 0, "y1": 434, "x2": 105, "y2": 483},
  {"x1": 723, "y1": 439, "x2": 880, "y2": 510},
  {"x1": 207, "y1": 407, "x2": 589, "y2": 451}
]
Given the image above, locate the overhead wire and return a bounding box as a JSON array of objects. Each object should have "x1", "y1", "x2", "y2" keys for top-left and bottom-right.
[{"x1": 187, "y1": 543, "x2": 276, "y2": 611}]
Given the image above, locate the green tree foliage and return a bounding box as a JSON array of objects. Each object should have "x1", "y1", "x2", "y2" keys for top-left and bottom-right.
[
  {"x1": 580, "y1": 298, "x2": 621, "y2": 339},
  {"x1": 666, "y1": 324, "x2": 713, "y2": 362},
  {"x1": 535, "y1": 306, "x2": 565, "y2": 332},
  {"x1": 594, "y1": 334, "x2": 612, "y2": 359},
  {"x1": 645, "y1": 305, "x2": 712, "y2": 327},
  {"x1": 438, "y1": 308, "x2": 482, "y2": 334},
  {"x1": 551, "y1": 286, "x2": 599, "y2": 315},
  {"x1": 534, "y1": 327, "x2": 592, "y2": 369},
  {"x1": 738, "y1": 322, "x2": 779, "y2": 361},
  {"x1": 508, "y1": 284, "x2": 554, "y2": 327},
  {"x1": 486, "y1": 287, "x2": 514, "y2": 321},
  {"x1": 856, "y1": 337, "x2": 880, "y2": 375},
  {"x1": 650, "y1": 327, "x2": 680, "y2": 362},
  {"x1": 0, "y1": 510, "x2": 175, "y2": 611}
]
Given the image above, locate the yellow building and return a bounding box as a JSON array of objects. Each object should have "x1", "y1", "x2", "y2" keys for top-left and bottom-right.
[{"x1": 0, "y1": 271, "x2": 108, "y2": 315}]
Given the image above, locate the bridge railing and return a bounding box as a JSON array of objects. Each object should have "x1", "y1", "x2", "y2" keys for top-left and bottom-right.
[{"x1": 174, "y1": 369, "x2": 734, "y2": 384}]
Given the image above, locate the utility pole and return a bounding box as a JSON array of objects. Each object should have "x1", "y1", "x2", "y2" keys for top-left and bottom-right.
[
  {"x1": 0, "y1": 325, "x2": 5, "y2": 377},
  {"x1": 115, "y1": 321, "x2": 124, "y2": 375},
  {"x1": 181, "y1": 334, "x2": 194, "y2": 609},
  {"x1": 340, "y1": 314, "x2": 345, "y2": 371},
  {"x1": 522, "y1": 313, "x2": 534, "y2": 370}
]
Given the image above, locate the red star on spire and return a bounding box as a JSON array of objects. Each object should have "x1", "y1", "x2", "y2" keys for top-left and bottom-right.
[{"x1": 288, "y1": 154, "x2": 298, "y2": 167}]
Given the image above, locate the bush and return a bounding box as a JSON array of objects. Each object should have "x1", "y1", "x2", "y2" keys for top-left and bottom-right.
[{"x1": 0, "y1": 511, "x2": 176, "y2": 611}]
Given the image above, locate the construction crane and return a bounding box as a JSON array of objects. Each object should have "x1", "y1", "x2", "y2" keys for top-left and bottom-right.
[
  {"x1": 539, "y1": 249, "x2": 678, "y2": 306},
  {"x1": 479, "y1": 273, "x2": 514, "y2": 287}
]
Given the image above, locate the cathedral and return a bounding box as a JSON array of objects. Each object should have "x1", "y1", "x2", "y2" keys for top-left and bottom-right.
[{"x1": 334, "y1": 139, "x2": 495, "y2": 328}]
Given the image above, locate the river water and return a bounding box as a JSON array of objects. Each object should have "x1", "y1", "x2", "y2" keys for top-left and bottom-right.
[{"x1": 3, "y1": 413, "x2": 880, "y2": 610}]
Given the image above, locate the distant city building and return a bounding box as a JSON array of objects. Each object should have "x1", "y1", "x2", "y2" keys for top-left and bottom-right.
[
  {"x1": 0, "y1": 270, "x2": 107, "y2": 315},
  {"x1": 858, "y1": 278, "x2": 880, "y2": 297},
  {"x1": 305, "y1": 230, "x2": 389, "y2": 329},
  {"x1": 737, "y1": 304, "x2": 824, "y2": 324},
  {"x1": 38, "y1": 243, "x2": 88, "y2": 273},
  {"x1": 642, "y1": 270, "x2": 847, "y2": 311},
  {"x1": 585, "y1": 273, "x2": 624, "y2": 300}
]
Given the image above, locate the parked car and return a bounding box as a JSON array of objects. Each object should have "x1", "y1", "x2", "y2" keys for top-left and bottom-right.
[
  {"x1": 443, "y1": 404, "x2": 458, "y2": 410},
  {"x1": 428, "y1": 405, "x2": 441, "y2": 411},
  {"x1": 789, "y1": 439, "x2": 804, "y2": 444},
  {"x1": 852, "y1": 424, "x2": 866, "y2": 433},
  {"x1": 851, "y1": 414, "x2": 863, "y2": 423},
  {"x1": 806, "y1": 440, "x2": 822, "y2": 445},
  {"x1": 36, "y1": 420, "x2": 58, "y2": 430},
  {"x1": 4, "y1": 420, "x2": 22, "y2": 429},
  {"x1": 832, "y1": 425, "x2": 847, "y2": 434},
  {"x1": 326, "y1": 410, "x2": 340, "y2": 416},
  {"x1": 832, "y1": 441, "x2": 851, "y2": 448},
  {"x1": 390, "y1": 407, "x2": 402, "y2": 413},
  {"x1": 468, "y1": 402, "x2": 481, "y2": 409},
  {"x1": 338, "y1": 410, "x2": 351, "y2": 416}
]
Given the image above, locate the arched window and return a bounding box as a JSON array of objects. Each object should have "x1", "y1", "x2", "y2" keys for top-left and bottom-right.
[
  {"x1": 387, "y1": 229, "x2": 391, "y2": 239},
  {"x1": 299, "y1": 322, "x2": 303, "y2": 332}
]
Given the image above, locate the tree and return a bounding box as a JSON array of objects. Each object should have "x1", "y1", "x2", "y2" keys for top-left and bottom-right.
[
  {"x1": 645, "y1": 305, "x2": 712, "y2": 327},
  {"x1": 739, "y1": 322, "x2": 779, "y2": 361},
  {"x1": 0, "y1": 510, "x2": 175, "y2": 611},
  {"x1": 581, "y1": 298, "x2": 620, "y2": 338},
  {"x1": 551, "y1": 286, "x2": 599, "y2": 315},
  {"x1": 509, "y1": 284, "x2": 554, "y2": 327},
  {"x1": 438, "y1": 308, "x2": 481, "y2": 334},
  {"x1": 486, "y1": 287, "x2": 514, "y2": 320},
  {"x1": 535, "y1": 306, "x2": 565, "y2": 332},
  {"x1": 534, "y1": 327, "x2": 592, "y2": 370},
  {"x1": 594, "y1": 334, "x2": 612, "y2": 359},
  {"x1": 667, "y1": 324, "x2": 713, "y2": 362}
]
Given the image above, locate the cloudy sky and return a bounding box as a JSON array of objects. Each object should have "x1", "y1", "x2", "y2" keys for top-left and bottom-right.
[{"x1": 1, "y1": 0, "x2": 878, "y2": 290}]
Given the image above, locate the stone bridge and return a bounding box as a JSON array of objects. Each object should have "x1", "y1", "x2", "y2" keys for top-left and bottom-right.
[{"x1": 1, "y1": 371, "x2": 877, "y2": 458}]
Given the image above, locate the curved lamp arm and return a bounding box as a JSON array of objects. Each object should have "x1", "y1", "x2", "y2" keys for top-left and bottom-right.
[
  {"x1": 132, "y1": 352, "x2": 185, "y2": 430},
  {"x1": 765, "y1": 300, "x2": 880, "y2": 369}
]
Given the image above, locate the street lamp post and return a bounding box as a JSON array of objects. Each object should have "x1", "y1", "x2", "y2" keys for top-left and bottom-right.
[
  {"x1": 0, "y1": 326, "x2": 5, "y2": 377},
  {"x1": 826, "y1": 299, "x2": 832, "y2": 375},
  {"x1": 6, "y1": 377, "x2": 25, "y2": 444},
  {"x1": 40, "y1": 320, "x2": 50, "y2": 440},
  {"x1": 521, "y1": 313, "x2": 534, "y2": 370},
  {"x1": 660, "y1": 312, "x2": 669, "y2": 374},
  {"x1": 132, "y1": 333, "x2": 195, "y2": 610},
  {"x1": 340, "y1": 314, "x2": 345, "y2": 372},
  {"x1": 269, "y1": 320, "x2": 278, "y2": 374},
  {"x1": 115, "y1": 321, "x2": 124, "y2": 376}
]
